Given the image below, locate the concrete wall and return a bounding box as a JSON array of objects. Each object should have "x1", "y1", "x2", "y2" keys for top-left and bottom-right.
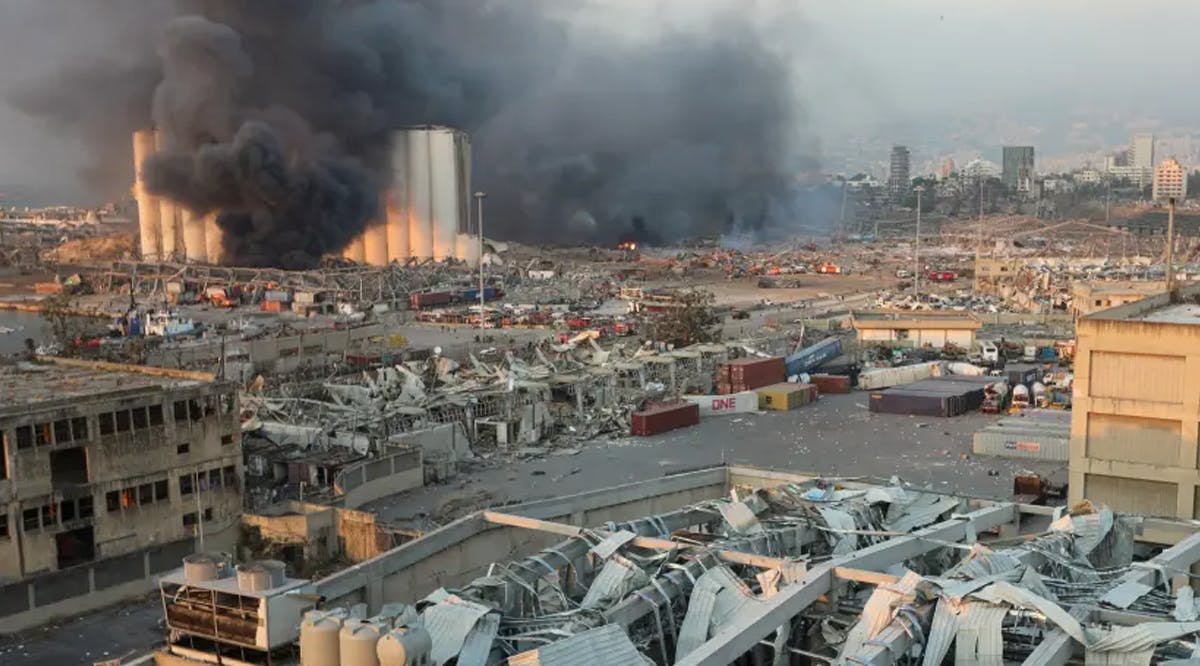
[
  {"x1": 147, "y1": 324, "x2": 387, "y2": 372},
  {"x1": 1071, "y1": 298, "x2": 1200, "y2": 518},
  {"x1": 316, "y1": 467, "x2": 728, "y2": 613},
  {"x1": 335, "y1": 448, "x2": 423, "y2": 509},
  {"x1": 243, "y1": 501, "x2": 393, "y2": 564}
]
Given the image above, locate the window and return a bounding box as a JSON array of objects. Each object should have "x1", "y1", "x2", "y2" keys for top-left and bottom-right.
[
  {"x1": 155, "y1": 480, "x2": 169, "y2": 501},
  {"x1": 209, "y1": 468, "x2": 222, "y2": 489},
  {"x1": 221, "y1": 434, "x2": 234, "y2": 446},
  {"x1": 35, "y1": 423, "x2": 51, "y2": 447},
  {"x1": 174, "y1": 401, "x2": 188, "y2": 422},
  {"x1": 22, "y1": 508, "x2": 38, "y2": 531},
  {"x1": 148, "y1": 404, "x2": 164, "y2": 426},
  {"x1": 179, "y1": 474, "x2": 194, "y2": 496},
  {"x1": 189, "y1": 400, "x2": 203, "y2": 421},
  {"x1": 15, "y1": 425, "x2": 32, "y2": 449},
  {"x1": 0, "y1": 514, "x2": 8, "y2": 538},
  {"x1": 106, "y1": 491, "x2": 120, "y2": 513},
  {"x1": 115, "y1": 410, "x2": 131, "y2": 433},
  {"x1": 53, "y1": 420, "x2": 71, "y2": 444},
  {"x1": 138, "y1": 483, "x2": 153, "y2": 505},
  {"x1": 71, "y1": 417, "x2": 88, "y2": 441},
  {"x1": 120, "y1": 487, "x2": 136, "y2": 509},
  {"x1": 131, "y1": 407, "x2": 148, "y2": 430},
  {"x1": 78, "y1": 497, "x2": 94, "y2": 520},
  {"x1": 203, "y1": 508, "x2": 213, "y2": 521},
  {"x1": 61, "y1": 499, "x2": 75, "y2": 522},
  {"x1": 223, "y1": 466, "x2": 237, "y2": 487},
  {"x1": 182, "y1": 512, "x2": 198, "y2": 527},
  {"x1": 40, "y1": 503, "x2": 56, "y2": 528},
  {"x1": 219, "y1": 393, "x2": 234, "y2": 415},
  {"x1": 98, "y1": 413, "x2": 114, "y2": 436},
  {"x1": 177, "y1": 443, "x2": 190, "y2": 455}
]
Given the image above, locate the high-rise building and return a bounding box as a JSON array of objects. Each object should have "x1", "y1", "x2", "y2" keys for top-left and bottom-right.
[
  {"x1": 939, "y1": 158, "x2": 955, "y2": 180},
  {"x1": 888, "y1": 145, "x2": 911, "y2": 203},
  {"x1": 1132, "y1": 133, "x2": 1155, "y2": 171},
  {"x1": 1153, "y1": 157, "x2": 1187, "y2": 201},
  {"x1": 1001, "y1": 146, "x2": 1035, "y2": 193}
]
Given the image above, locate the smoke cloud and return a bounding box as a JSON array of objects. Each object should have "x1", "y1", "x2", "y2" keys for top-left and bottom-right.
[{"x1": 4, "y1": 0, "x2": 820, "y2": 265}]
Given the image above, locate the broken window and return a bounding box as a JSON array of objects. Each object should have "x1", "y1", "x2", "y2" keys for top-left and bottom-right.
[
  {"x1": 223, "y1": 465, "x2": 237, "y2": 487},
  {"x1": 105, "y1": 491, "x2": 120, "y2": 513},
  {"x1": 41, "y1": 503, "x2": 56, "y2": 528},
  {"x1": 155, "y1": 480, "x2": 168, "y2": 501},
  {"x1": 131, "y1": 407, "x2": 148, "y2": 430},
  {"x1": 209, "y1": 468, "x2": 222, "y2": 489},
  {"x1": 53, "y1": 420, "x2": 71, "y2": 444},
  {"x1": 15, "y1": 425, "x2": 32, "y2": 450},
  {"x1": 203, "y1": 507, "x2": 213, "y2": 521},
  {"x1": 98, "y1": 413, "x2": 114, "y2": 436},
  {"x1": 0, "y1": 444, "x2": 6, "y2": 480},
  {"x1": 182, "y1": 512, "x2": 198, "y2": 527},
  {"x1": 35, "y1": 422, "x2": 51, "y2": 447},
  {"x1": 78, "y1": 497, "x2": 94, "y2": 520},
  {"x1": 188, "y1": 400, "x2": 203, "y2": 421},
  {"x1": 60, "y1": 499, "x2": 75, "y2": 522},
  {"x1": 49, "y1": 447, "x2": 88, "y2": 485},
  {"x1": 173, "y1": 400, "x2": 188, "y2": 422},
  {"x1": 0, "y1": 514, "x2": 8, "y2": 538},
  {"x1": 115, "y1": 410, "x2": 131, "y2": 433},
  {"x1": 221, "y1": 434, "x2": 234, "y2": 446},
  {"x1": 148, "y1": 404, "x2": 164, "y2": 426},
  {"x1": 56, "y1": 526, "x2": 95, "y2": 569},
  {"x1": 179, "y1": 474, "x2": 194, "y2": 496},
  {"x1": 177, "y1": 442, "x2": 190, "y2": 455},
  {"x1": 71, "y1": 417, "x2": 88, "y2": 441},
  {"x1": 219, "y1": 393, "x2": 234, "y2": 415},
  {"x1": 23, "y1": 508, "x2": 38, "y2": 531},
  {"x1": 120, "y1": 488, "x2": 137, "y2": 508},
  {"x1": 138, "y1": 483, "x2": 153, "y2": 505}
]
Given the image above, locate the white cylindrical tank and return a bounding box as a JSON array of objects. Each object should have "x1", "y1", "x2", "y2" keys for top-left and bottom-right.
[
  {"x1": 181, "y1": 209, "x2": 208, "y2": 263},
  {"x1": 235, "y1": 561, "x2": 275, "y2": 592},
  {"x1": 384, "y1": 189, "x2": 410, "y2": 262},
  {"x1": 342, "y1": 235, "x2": 367, "y2": 263},
  {"x1": 204, "y1": 212, "x2": 223, "y2": 265},
  {"x1": 132, "y1": 130, "x2": 162, "y2": 261},
  {"x1": 154, "y1": 130, "x2": 180, "y2": 261},
  {"x1": 362, "y1": 219, "x2": 389, "y2": 267},
  {"x1": 340, "y1": 619, "x2": 384, "y2": 666},
  {"x1": 182, "y1": 553, "x2": 219, "y2": 583},
  {"x1": 301, "y1": 609, "x2": 346, "y2": 666},
  {"x1": 429, "y1": 129, "x2": 461, "y2": 260},
  {"x1": 377, "y1": 625, "x2": 432, "y2": 666}
]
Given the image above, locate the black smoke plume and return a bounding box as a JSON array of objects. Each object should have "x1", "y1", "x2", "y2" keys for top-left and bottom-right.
[{"x1": 5, "y1": 0, "x2": 819, "y2": 266}]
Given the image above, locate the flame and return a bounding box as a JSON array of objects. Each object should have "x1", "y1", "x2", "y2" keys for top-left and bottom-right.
[{"x1": 618, "y1": 241, "x2": 638, "y2": 251}]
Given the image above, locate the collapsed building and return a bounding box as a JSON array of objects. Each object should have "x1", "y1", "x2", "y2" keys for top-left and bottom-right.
[
  {"x1": 133, "y1": 126, "x2": 479, "y2": 267},
  {"x1": 153, "y1": 465, "x2": 1200, "y2": 665}
]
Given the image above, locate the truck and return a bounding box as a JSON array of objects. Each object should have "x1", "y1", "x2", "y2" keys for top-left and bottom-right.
[{"x1": 924, "y1": 269, "x2": 957, "y2": 282}]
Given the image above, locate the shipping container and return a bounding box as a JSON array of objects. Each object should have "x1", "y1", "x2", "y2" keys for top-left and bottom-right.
[
  {"x1": 261, "y1": 300, "x2": 284, "y2": 313},
  {"x1": 264, "y1": 289, "x2": 292, "y2": 303},
  {"x1": 630, "y1": 401, "x2": 700, "y2": 436},
  {"x1": 1003, "y1": 363, "x2": 1042, "y2": 389},
  {"x1": 971, "y1": 412, "x2": 1070, "y2": 461},
  {"x1": 756, "y1": 383, "x2": 810, "y2": 411},
  {"x1": 810, "y1": 374, "x2": 851, "y2": 395},
  {"x1": 681, "y1": 391, "x2": 759, "y2": 417},
  {"x1": 858, "y1": 362, "x2": 942, "y2": 390},
  {"x1": 409, "y1": 291, "x2": 454, "y2": 309},
  {"x1": 720, "y1": 357, "x2": 784, "y2": 391},
  {"x1": 869, "y1": 390, "x2": 957, "y2": 417},
  {"x1": 784, "y1": 337, "x2": 843, "y2": 377}
]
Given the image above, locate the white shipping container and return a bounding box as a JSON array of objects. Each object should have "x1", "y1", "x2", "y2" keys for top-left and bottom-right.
[
  {"x1": 681, "y1": 391, "x2": 759, "y2": 417},
  {"x1": 857, "y1": 362, "x2": 943, "y2": 390}
]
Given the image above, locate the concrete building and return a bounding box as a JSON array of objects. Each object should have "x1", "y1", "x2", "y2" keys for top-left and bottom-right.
[
  {"x1": 1075, "y1": 168, "x2": 1102, "y2": 185},
  {"x1": 1154, "y1": 157, "x2": 1188, "y2": 201},
  {"x1": 1108, "y1": 164, "x2": 1154, "y2": 187},
  {"x1": 1132, "y1": 132, "x2": 1156, "y2": 171},
  {"x1": 1071, "y1": 279, "x2": 1166, "y2": 318},
  {"x1": 887, "y1": 145, "x2": 910, "y2": 204},
  {"x1": 1070, "y1": 281, "x2": 1200, "y2": 518},
  {"x1": 0, "y1": 358, "x2": 242, "y2": 631},
  {"x1": 1001, "y1": 145, "x2": 1035, "y2": 193},
  {"x1": 938, "y1": 157, "x2": 955, "y2": 180},
  {"x1": 850, "y1": 310, "x2": 981, "y2": 349}
]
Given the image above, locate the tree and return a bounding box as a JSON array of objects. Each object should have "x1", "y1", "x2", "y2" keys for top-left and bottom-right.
[
  {"x1": 38, "y1": 292, "x2": 93, "y2": 356},
  {"x1": 640, "y1": 290, "x2": 720, "y2": 347}
]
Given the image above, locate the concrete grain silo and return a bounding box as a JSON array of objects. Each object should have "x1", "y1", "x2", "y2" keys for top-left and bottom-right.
[
  {"x1": 180, "y1": 208, "x2": 208, "y2": 263},
  {"x1": 154, "y1": 130, "x2": 181, "y2": 261},
  {"x1": 389, "y1": 126, "x2": 472, "y2": 262},
  {"x1": 132, "y1": 130, "x2": 161, "y2": 261}
]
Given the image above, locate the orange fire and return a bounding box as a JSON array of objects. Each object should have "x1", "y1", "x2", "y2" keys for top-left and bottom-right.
[{"x1": 618, "y1": 241, "x2": 638, "y2": 251}]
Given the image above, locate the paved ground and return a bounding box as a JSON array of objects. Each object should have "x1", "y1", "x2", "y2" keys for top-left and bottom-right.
[
  {"x1": 6, "y1": 393, "x2": 1064, "y2": 664},
  {"x1": 367, "y1": 392, "x2": 1065, "y2": 530}
]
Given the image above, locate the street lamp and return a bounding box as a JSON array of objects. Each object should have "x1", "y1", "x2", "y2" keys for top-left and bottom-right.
[
  {"x1": 913, "y1": 185, "x2": 925, "y2": 299},
  {"x1": 1167, "y1": 196, "x2": 1177, "y2": 292},
  {"x1": 474, "y1": 192, "x2": 487, "y2": 329}
]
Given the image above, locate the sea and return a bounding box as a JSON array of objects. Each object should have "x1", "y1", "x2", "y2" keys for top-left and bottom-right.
[{"x1": 0, "y1": 309, "x2": 52, "y2": 354}]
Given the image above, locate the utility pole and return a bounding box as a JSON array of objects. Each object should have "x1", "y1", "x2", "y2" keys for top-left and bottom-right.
[
  {"x1": 839, "y1": 180, "x2": 848, "y2": 237},
  {"x1": 1105, "y1": 176, "x2": 1111, "y2": 224},
  {"x1": 474, "y1": 192, "x2": 487, "y2": 329},
  {"x1": 975, "y1": 181, "x2": 984, "y2": 292},
  {"x1": 1167, "y1": 196, "x2": 1177, "y2": 292},
  {"x1": 913, "y1": 185, "x2": 924, "y2": 299}
]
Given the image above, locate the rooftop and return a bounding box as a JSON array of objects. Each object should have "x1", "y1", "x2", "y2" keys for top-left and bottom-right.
[
  {"x1": 851, "y1": 309, "x2": 981, "y2": 329},
  {"x1": 1086, "y1": 281, "x2": 1200, "y2": 325},
  {"x1": 1074, "y1": 279, "x2": 1166, "y2": 296},
  {"x1": 0, "y1": 357, "x2": 213, "y2": 411}
]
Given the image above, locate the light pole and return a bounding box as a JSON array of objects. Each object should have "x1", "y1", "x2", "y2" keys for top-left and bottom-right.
[
  {"x1": 474, "y1": 192, "x2": 487, "y2": 329},
  {"x1": 975, "y1": 180, "x2": 984, "y2": 292},
  {"x1": 913, "y1": 185, "x2": 924, "y2": 299},
  {"x1": 1167, "y1": 196, "x2": 1177, "y2": 293}
]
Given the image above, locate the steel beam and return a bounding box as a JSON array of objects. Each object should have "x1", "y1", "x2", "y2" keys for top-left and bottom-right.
[
  {"x1": 1020, "y1": 606, "x2": 1092, "y2": 666},
  {"x1": 840, "y1": 604, "x2": 934, "y2": 666},
  {"x1": 675, "y1": 503, "x2": 1017, "y2": 666}
]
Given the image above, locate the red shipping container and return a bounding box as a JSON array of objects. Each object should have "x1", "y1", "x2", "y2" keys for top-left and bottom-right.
[
  {"x1": 631, "y1": 401, "x2": 700, "y2": 436},
  {"x1": 723, "y1": 357, "x2": 784, "y2": 391},
  {"x1": 810, "y1": 374, "x2": 851, "y2": 395},
  {"x1": 261, "y1": 300, "x2": 284, "y2": 313},
  {"x1": 717, "y1": 381, "x2": 733, "y2": 395}
]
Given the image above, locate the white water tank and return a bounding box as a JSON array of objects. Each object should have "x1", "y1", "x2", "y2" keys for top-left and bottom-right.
[
  {"x1": 301, "y1": 609, "x2": 347, "y2": 666},
  {"x1": 183, "y1": 553, "x2": 221, "y2": 583},
  {"x1": 377, "y1": 625, "x2": 432, "y2": 666},
  {"x1": 340, "y1": 619, "x2": 385, "y2": 666},
  {"x1": 236, "y1": 560, "x2": 285, "y2": 591}
]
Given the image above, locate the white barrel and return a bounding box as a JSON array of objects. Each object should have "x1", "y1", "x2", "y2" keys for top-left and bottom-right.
[
  {"x1": 301, "y1": 609, "x2": 346, "y2": 666},
  {"x1": 377, "y1": 625, "x2": 432, "y2": 666},
  {"x1": 260, "y1": 559, "x2": 286, "y2": 587},
  {"x1": 182, "y1": 553, "x2": 219, "y2": 583},
  {"x1": 235, "y1": 561, "x2": 273, "y2": 591},
  {"x1": 132, "y1": 130, "x2": 162, "y2": 261},
  {"x1": 339, "y1": 619, "x2": 384, "y2": 666}
]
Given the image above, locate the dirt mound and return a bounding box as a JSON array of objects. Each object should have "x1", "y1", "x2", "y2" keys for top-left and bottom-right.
[{"x1": 49, "y1": 232, "x2": 138, "y2": 264}]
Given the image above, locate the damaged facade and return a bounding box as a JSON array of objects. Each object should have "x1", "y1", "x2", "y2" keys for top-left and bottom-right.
[{"x1": 153, "y1": 466, "x2": 1200, "y2": 666}]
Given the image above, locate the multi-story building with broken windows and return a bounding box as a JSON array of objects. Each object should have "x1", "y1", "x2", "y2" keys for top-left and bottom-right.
[{"x1": 0, "y1": 358, "x2": 242, "y2": 631}]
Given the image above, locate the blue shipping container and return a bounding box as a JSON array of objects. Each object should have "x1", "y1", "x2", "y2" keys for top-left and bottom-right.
[{"x1": 785, "y1": 337, "x2": 843, "y2": 377}]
